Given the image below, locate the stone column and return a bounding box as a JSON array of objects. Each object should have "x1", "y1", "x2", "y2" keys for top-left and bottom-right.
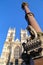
[{"x1": 22, "y1": 2, "x2": 42, "y2": 32}]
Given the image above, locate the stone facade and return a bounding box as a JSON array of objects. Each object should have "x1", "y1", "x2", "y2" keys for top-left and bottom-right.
[
  {"x1": 0, "y1": 28, "x2": 43, "y2": 65},
  {"x1": 0, "y1": 28, "x2": 28, "y2": 65}
]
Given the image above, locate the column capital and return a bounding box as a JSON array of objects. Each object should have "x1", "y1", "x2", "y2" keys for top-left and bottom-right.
[{"x1": 22, "y1": 2, "x2": 28, "y2": 10}]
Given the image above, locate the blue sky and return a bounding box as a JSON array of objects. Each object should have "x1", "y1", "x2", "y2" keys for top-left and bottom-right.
[{"x1": 0, "y1": 0, "x2": 43, "y2": 55}]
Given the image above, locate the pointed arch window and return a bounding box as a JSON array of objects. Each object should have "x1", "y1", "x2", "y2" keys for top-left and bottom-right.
[{"x1": 14, "y1": 46, "x2": 21, "y2": 59}]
